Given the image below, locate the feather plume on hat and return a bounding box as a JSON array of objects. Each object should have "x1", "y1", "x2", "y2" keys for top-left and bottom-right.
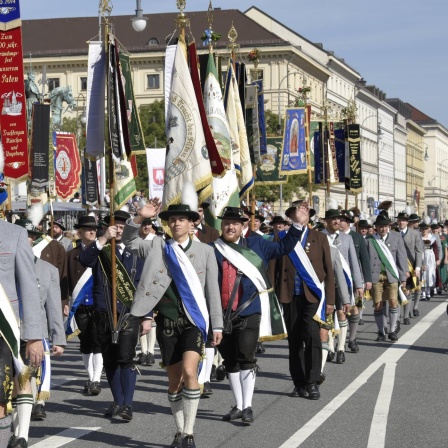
[
  {"x1": 377, "y1": 200, "x2": 392, "y2": 211},
  {"x1": 0, "y1": 141, "x2": 4, "y2": 174},
  {"x1": 27, "y1": 202, "x2": 44, "y2": 227},
  {"x1": 181, "y1": 182, "x2": 198, "y2": 212},
  {"x1": 120, "y1": 204, "x2": 130, "y2": 213},
  {"x1": 423, "y1": 216, "x2": 431, "y2": 225},
  {"x1": 349, "y1": 206, "x2": 361, "y2": 217},
  {"x1": 404, "y1": 205, "x2": 412, "y2": 215},
  {"x1": 431, "y1": 218, "x2": 438, "y2": 225},
  {"x1": 359, "y1": 211, "x2": 368, "y2": 220},
  {"x1": 327, "y1": 197, "x2": 338, "y2": 211}
]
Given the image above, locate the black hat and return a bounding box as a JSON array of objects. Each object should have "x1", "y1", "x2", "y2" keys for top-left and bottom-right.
[
  {"x1": 408, "y1": 213, "x2": 420, "y2": 222},
  {"x1": 419, "y1": 222, "x2": 429, "y2": 230},
  {"x1": 358, "y1": 220, "x2": 372, "y2": 228},
  {"x1": 242, "y1": 207, "x2": 254, "y2": 217},
  {"x1": 259, "y1": 223, "x2": 271, "y2": 233},
  {"x1": 141, "y1": 218, "x2": 160, "y2": 232},
  {"x1": 217, "y1": 207, "x2": 249, "y2": 222},
  {"x1": 324, "y1": 209, "x2": 343, "y2": 219},
  {"x1": 340, "y1": 210, "x2": 355, "y2": 223},
  {"x1": 430, "y1": 223, "x2": 441, "y2": 230},
  {"x1": 104, "y1": 210, "x2": 131, "y2": 225},
  {"x1": 285, "y1": 200, "x2": 316, "y2": 219},
  {"x1": 159, "y1": 204, "x2": 200, "y2": 222},
  {"x1": 53, "y1": 218, "x2": 66, "y2": 231},
  {"x1": 14, "y1": 219, "x2": 43, "y2": 236},
  {"x1": 74, "y1": 215, "x2": 101, "y2": 229},
  {"x1": 254, "y1": 214, "x2": 265, "y2": 223},
  {"x1": 375, "y1": 214, "x2": 391, "y2": 226},
  {"x1": 199, "y1": 202, "x2": 210, "y2": 210},
  {"x1": 395, "y1": 212, "x2": 409, "y2": 220},
  {"x1": 443, "y1": 220, "x2": 448, "y2": 227},
  {"x1": 270, "y1": 215, "x2": 289, "y2": 225},
  {"x1": 313, "y1": 222, "x2": 325, "y2": 231}
]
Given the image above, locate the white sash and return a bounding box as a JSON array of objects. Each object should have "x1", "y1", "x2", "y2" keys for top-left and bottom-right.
[{"x1": 32, "y1": 236, "x2": 52, "y2": 259}]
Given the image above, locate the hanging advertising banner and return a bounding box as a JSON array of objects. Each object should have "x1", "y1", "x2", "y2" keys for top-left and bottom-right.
[
  {"x1": 54, "y1": 132, "x2": 81, "y2": 201},
  {"x1": 0, "y1": 1, "x2": 29, "y2": 180},
  {"x1": 255, "y1": 137, "x2": 287, "y2": 185},
  {"x1": 345, "y1": 124, "x2": 362, "y2": 192},
  {"x1": 279, "y1": 108, "x2": 308, "y2": 175},
  {"x1": 146, "y1": 147, "x2": 166, "y2": 199}
]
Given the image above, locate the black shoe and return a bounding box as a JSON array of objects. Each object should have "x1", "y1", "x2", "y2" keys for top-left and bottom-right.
[
  {"x1": 388, "y1": 331, "x2": 398, "y2": 342},
  {"x1": 358, "y1": 319, "x2": 364, "y2": 325},
  {"x1": 222, "y1": 406, "x2": 243, "y2": 421},
  {"x1": 202, "y1": 381, "x2": 212, "y2": 396},
  {"x1": 89, "y1": 381, "x2": 101, "y2": 395},
  {"x1": 146, "y1": 352, "x2": 155, "y2": 365},
  {"x1": 9, "y1": 437, "x2": 27, "y2": 448},
  {"x1": 256, "y1": 342, "x2": 265, "y2": 354},
  {"x1": 375, "y1": 332, "x2": 386, "y2": 342},
  {"x1": 104, "y1": 402, "x2": 121, "y2": 417},
  {"x1": 326, "y1": 351, "x2": 335, "y2": 362},
  {"x1": 84, "y1": 380, "x2": 91, "y2": 394},
  {"x1": 170, "y1": 432, "x2": 183, "y2": 448},
  {"x1": 347, "y1": 339, "x2": 359, "y2": 353},
  {"x1": 336, "y1": 351, "x2": 345, "y2": 364},
  {"x1": 137, "y1": 352, "x2": 146, "y2": 365},
  {"x1": 119, "y1": 405, "x2": 133, "y2": 421},
  {"x1": 403, "y1": 318, "x2": 411, "y2": 325},
  {"x1": 210, "y1": 365, "x2": 217, "y2": 381},
  {"x1": 182, "y1": 435, "x2": 196, "y2": 448},
  {"x1": 289, "y1": 386, "x2": 307, "y2": 397},
  {"x1": 242, "y1": 406, "x2": 254, "y2": 424},
  {"x1": 306, "y1": 383, "x2": 320, "y2": 400},
  {"x1": 215, "y1": 365, "x2": 226, "y2": 381},
  {"x1": 31, "y1": 403, "x2": 46, "y2": 421},
  {"x1": 395, "y1": 321, "x2": 401, "y2": 335},
  {"x1": 413, "y1": 309, "x2": 419, "y2": 317},
  {"x1": 7, "y1": 435, "x2": 17, "y2": 448},
  {"x1": 317, "y1": 372, "x2": 326, "y2": 385}
]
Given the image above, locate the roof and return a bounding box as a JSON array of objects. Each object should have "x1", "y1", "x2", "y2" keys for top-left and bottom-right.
[
  {"x1": 406, "y1": 103, "x2": 438, "y2": 126},
  {"x1": 22, "y1": 9, "x2": 287, "y2": 57}
]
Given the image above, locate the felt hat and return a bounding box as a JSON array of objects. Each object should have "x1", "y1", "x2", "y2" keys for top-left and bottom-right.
[
  {"x1": 159, "y1": 204, "x2": 200, "y2": 222},
  {"x1": 104, "y1": 210, "x2": 131, "y2": 225},
  {"x1": 74, "y1": 215, "x2": 101, "y2": 229},
  {"x1": 285, "y1": 200, "x2": 316, "y2": 219},
  {"x1": 324, "y1": 209, "x2": 343, "y2": 220},
  {"x1": 270, "y1": 215, "x2": 289, "y2": 225},
  {"x1": 14, "y1": 218, "x2": 43, "y2": 236},
  {"x1": 217, "y1": 207, "x2": 249, "y2": 222},
  {"x1": 53, "y1": 218, "x2": 66, "y2": 231}
]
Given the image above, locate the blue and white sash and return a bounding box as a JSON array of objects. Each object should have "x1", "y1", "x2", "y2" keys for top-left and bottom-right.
[
  {"x1": 37, "y1": 338, "x2": 51, "y2": 401},
  {"x1": 65, "y1": 268, "x2": 93, "y2": 336},
  {"x1": 279, "y1": 230, "x2": 327, "y2": 325},
  {"x1": 164, "y1": 241, "x2": 209, "y2": 341}
]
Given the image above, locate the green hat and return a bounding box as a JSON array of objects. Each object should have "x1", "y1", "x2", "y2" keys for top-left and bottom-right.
[
  {"x1": 159, "y1": 204, "x2": 200, "y2": 222},
  {"x1": 340, "y1": 210, "x2": 355, "y2": 223},
  {"x1": 324, "y1": 209, "x2": 343, "y2": 219},
  {"x1": 14, "y1": 219, "x2": 43, "y2": 236}
]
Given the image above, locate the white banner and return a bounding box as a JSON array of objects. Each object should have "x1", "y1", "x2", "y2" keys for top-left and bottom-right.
[
  {"x1": 86, "y1": 41, "x2": 106, "y2": 159},
  {"x1": 146, "y1": 147, "x2": 166, "y2": 199}
]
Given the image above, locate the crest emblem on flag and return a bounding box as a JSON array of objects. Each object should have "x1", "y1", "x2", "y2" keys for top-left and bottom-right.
[{"x1": 153, "y1": 168, "x2": 164, "y2": 186}]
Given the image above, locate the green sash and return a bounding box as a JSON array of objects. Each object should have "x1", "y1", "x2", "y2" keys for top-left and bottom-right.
[
  {"x1": 98, "y1": 245, "x2": 136, "y2": 309},
  {"x1": 370, "y1": 238, "x2": 399, "y2": 281}
]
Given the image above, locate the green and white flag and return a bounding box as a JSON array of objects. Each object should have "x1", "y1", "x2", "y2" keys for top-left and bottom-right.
[
  {"x1": 113, "y1": 159, "x2": 136, "y2": 209},
  {"x1": 203, "y1": 54, "x2": 239, "y2": 229}
]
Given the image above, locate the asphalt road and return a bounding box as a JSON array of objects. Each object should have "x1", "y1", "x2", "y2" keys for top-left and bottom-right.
[{"x1": 28, "y1": 294, "x2": 448, "y2": 448}]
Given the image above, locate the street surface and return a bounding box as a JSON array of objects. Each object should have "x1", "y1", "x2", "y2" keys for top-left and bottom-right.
[{"x1": 29, "y1": 295, "x2": 448, "y2": 448}]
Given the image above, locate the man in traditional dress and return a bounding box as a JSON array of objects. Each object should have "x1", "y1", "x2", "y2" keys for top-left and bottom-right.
[
  {"x1": 51, "y1": 218, "x2": 73, "y2": 252},
  {"x1": 365, "y1": 213, "x2": 408, "y2": 342},
  {"x1": 322, "y1": 209, "x2": 363, "y2": 363},
  {"x1": 213, "y1": 206, "x2": 303, "y2": 424},
  {"x1": 274, "y1": 201, "x2": 335, "y2": 400},
  {"x1": 194, "y1": 202, "x2": 220, "y2": 244},
  {"x1": 79, "y1": 210, "x2": 144, "y2": 422},
  {"x1": 66, "y1": 216, "x2": 103, "y2": 395},
  {"x1": 122, "y1": 201, "x2": 222, "y2": 448}
]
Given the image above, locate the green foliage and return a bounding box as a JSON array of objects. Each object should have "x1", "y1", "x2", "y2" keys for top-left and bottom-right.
[
  {"x1": 60, "y1": 117, "x2": 86, "y2": 150},
  {"x1": 264, "y1": 109, "x2": 282, "y2": 136}
]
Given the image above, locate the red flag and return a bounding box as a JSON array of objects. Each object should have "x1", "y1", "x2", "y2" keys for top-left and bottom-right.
[{"x1": 54, "y1": 132, "x2": 81, "y2": 200}]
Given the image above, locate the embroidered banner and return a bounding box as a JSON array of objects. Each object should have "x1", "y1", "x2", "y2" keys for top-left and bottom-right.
[
  {"x1": 54, "y1": 132, "x2": 81, "y2": 201},
  {"x1": 30, "y1": 103, "x2": 50, "y2": 188},
  {"x1": 345, "y1": 124, "x2": 362, "y2": 192},
  {"x1": 81, "y1": 152, "x2": 98, "y2": 206},
  {"x1": 0, "y1": 5, "x2": 28, "y2": 180},
  {"x1": 255, "y1": 137, "x2": 287, "y2": 185},
  {"x1": 146, "y1": 147, "x2": 166, "y2": 199},
  {"x1": 253, "y1": 80, "x2": 267, "y2": 157}
]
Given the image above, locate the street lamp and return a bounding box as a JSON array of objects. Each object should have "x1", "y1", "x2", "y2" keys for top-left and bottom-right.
[
  {"x1": 277, "y1": 70, "x2": 303, "y2": 134},
  {"x1": 131, "y1": 0, "x2": 148, "y2": 32}
]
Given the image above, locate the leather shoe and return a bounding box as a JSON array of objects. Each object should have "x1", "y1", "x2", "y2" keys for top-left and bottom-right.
[
  {"x1": 89, "y1": 381, "x2": 101, "y2": 395},
  {"x1": 375, "y1": 332, "x2": 386, "y2": 342},
  {"x1": 222, "y1": 406, "x2": 242, "y2": 421},
  {"x1": 347, "y1": 339, "x2": 359, "y2": 353},
  {"x1": 317, "y1": 372, "x2": 326, "y2": 385},
  {"x1": 146, "y1": 352, "x2": 155, "y2": 365},
  {"x1": 413, "y1": 309, "x2": 419, "y2": 317},
  {"x1": 395, "y1": 320, "x2": 401, "y2": 335},
  {"x1": 289, "y1": 386, "x2": 307, "y2": 397},
  {"x1": 8, "y1": 437, "x2": 27, "y2": 448},
  {"x1": 256, "y1": 342, "x2": 265, "y2": 354},
  {"x1": 137, "y1": 352, "x2": 147, "y2": 365},
  {"x1": 306, "y1": 383, "x2": 320, "y2": 400},
  {"x1": 119, "y1": 405, "x2": 133, "y2": 421},
  {"x1": 104, "y1": 402, "x2": 121, "y2": 417},
  {"x1": 83, "y1": 380, "x2": 91, "y2": 394},
  {"x1": 388, "y1": 331, "x2": 398, "y2": 342},
  {"x1": 358, "y1": 318, "x2": 364, "y2": 325},
  {"x1": 182, "y1": 435, "x2": 196, "y2": 448},
  {"x1": 31, "y1": 403, "x2": 46, "y2": 421},
  {"x1": 202, "y1": 381, "x2": 213, "y2": 396},
  {"x1": 403, "y1": 317, "x2": 411, "y2": 325},
  {"x1": 326, "y1": 351, "x2": 335, "y2": 362},
  {"x1": 336, "y1": 351, "x2": 345, "y2": 364},
  {"x1": 215, "y1": 365, "x2": 226, "y2": 381},
  {"x1": 242, "y1": 406, "x2": 254, "y2": 424},
  {"x1": 170, "y1": 432, "x2": 183, "y2": 448}
]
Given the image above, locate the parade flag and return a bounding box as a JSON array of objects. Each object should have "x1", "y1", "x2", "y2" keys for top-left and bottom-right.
[
  {"x1": 279, "y1": 108, "x2": 307, "y2": 175},
  {"x1": 312, "y1": 122, "x2": 323, "y2": 184},
  {"x1": 327, "y1": 122, "x2": 339, "y2": 184},
  {"x1": 113, "y1": 159, "x2": 136, "y2": 209},
  {"x1": 118, "y1": 52, "x2": 146, "y2": 154},
  {"x1": 255, "y1": 137, "x2": 287, "y2": 185},
  {"x1": 334, "y1": 127, "x2": 346, "y2": 180},
  {"x1": 85, "y1": 41, "x2": 106, "y2": 159},
  {"x1": 345, "y1": 124, "x2": 362, "y2": 192},
  {"x1": 53, "y1": 132, "x2": 81, "y2": 201},
  {"x1": 81, "y1": 152, "x2": 98, "y2": 206},
  {"x1": 253, "y1": 80, "x2": 267, "y2": 157},
  {"x1": 0, "y1": 2, "x2": 29, "y2": 180},
  {"x1": 245, "y1": 84, "x2": 260, "y2": 165},
  {"x1": 203, "y1": 54, "x2": 239, "y2": 228},
  {"x1": 146, "y1": 147, "x2": 166, "y2": 199},
  {"x1": 30, "y1": 104, "x2": 50, "y2": 188},
  {"x1": 224, "y1": 64, "x2": 253, "y2": 197},
  {"x1": 163, "y1": 39, "x2": 212, "y2": 208}
]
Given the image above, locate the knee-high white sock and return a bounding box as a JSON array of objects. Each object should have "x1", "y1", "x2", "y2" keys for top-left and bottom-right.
[
  {"x1": 348, "y1": 314, "x2": 360, "y2": 342},
  {"x1": 182, "y1": 388, "x2": 201, "y2": 436},
  {"x1": 389, "y1": 307, "x2": 399, "y2": 333},
  {"x1": 148, "y1": 325, "x2": 157, "y2": 354},
  {"x1": 0, "y1": 415, "x2": 11, "y2": 447},
  {"x1": 198, "y1": 360, "x2": 207, "y2": 385},
  {"x1": 413, "y1": 291, "x2": 421, "y2": 310},
  {"x1": 240, "y1": 369, "x2": 256, "y2": 409},
  {"x1": 139, "y1": 334, "x2": 148, "y2": 354},
  {"x1": 227, "y1": 372, "x2": 243, "y2": 410},
  {"x1": 30, "y1": 377, "x2": 37, "y2": 402},
  {"x1": 359, "y1": 307, "x2": 364, "y2": 319},
  {"x1": 328, "y1": 332, "x2": 335, "y2": 353},
  {"x1": 11, "y1": 398, "x2": 18, "y2": 437},
  {"x1": 82, "y1": 353, "x2": 94, "y2": 381},
  {"x1": 374, "y1": 310, "x2": 384, "y2": 334},
  {"x1": 382, "y1": 305, "x2": 388, "y2": 331},
  {"x1": 168, "y1": 391, "x2": 184, "y2": 434},
  {"x1": 204, "y1": 348, "x2": 215, "y2": 383},
  {"x1": 338, "y1": 320, "x2": 348, "y2": 352},
  {"x1": 403, "y1": 302, "x2": 411, "y2": 319},
  {"x1": 16, "y1": 394, "x2": 33, "y2": 441},
  {"x1": 321, "y1": 342, "x2": 329, "y2": 372},
  {"x1": 92, "y1": 353, "x2": 104, "y2": 383}
]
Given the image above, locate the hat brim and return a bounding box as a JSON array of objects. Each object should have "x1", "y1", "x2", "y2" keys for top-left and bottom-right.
[
  {"x1": 218, "y1": 216, "x2": 249, "y2": 222},
  {"x1": 74, "y1": 223, "x2": 101, "y2": 230},
  {"x1": 53, "y1": 222, "x2": 66, "y2": 231},
  {"x1": 285, "y1": 207, "x2": 316, "y2": 219},
  {"x1": 159, "y1": 210, "x2": 200, "y2": 222}
]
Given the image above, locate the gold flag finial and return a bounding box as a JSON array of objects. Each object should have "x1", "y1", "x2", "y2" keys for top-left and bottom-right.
[
  {"x1": 99, "y1": 0, "x2": 113, "y2": 16},
  {"x1": 227, "y1": 22, "x2": 239, "y2": 54},
  {"x1": 207, "y1": 0, "x2": 214, "y2": 29},
  {"x1": 176, "y1": 0, "x2": 190, "y2": 31}
]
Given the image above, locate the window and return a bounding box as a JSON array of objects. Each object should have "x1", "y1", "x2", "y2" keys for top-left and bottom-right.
[
  {"x1": 80, "y1": 77, "x2": 87, "y2": 91},
  {"x1": 148, "y1": 38, "x2": 159, "y2": 46},
  {"x1": 47, "y1": 78, "x2": 60, "y2": 91},
  {"x1": 147, "y1": 74, "x2": 160, "y2": 90}
]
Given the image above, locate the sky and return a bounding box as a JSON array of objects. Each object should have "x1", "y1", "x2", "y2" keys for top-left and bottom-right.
[{"x1": 21, "y1": 0, "x2": 448, "y2": 127}]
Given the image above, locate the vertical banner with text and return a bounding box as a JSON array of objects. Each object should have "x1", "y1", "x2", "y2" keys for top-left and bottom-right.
[{"x1": 345, "y1": 124, "x2": 362, "y2": 192}]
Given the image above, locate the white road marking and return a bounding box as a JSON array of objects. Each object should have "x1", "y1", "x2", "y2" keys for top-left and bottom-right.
[
  {"x1": 278, "y1": 300, "x2": 447, "y2": 448},
  {"x1": 31, "y1": 427, "x2": 101, "y2": 447},
  {"x1": 367, "y1": 363, "x2": 396, "y2": 448}
]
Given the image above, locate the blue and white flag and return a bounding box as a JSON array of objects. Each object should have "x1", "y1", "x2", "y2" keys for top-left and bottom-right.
[
  {"x1": 66, "y1": 268, "x2": 93, "y2": 337},
  {"x1": 164, "y1": 241, "x2": 209, "y2": 341}
]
